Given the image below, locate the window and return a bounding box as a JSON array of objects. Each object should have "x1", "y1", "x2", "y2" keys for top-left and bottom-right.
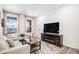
[
  {"x1": 7, "y1": 17, "x2": 17, "y2": 34},
  {"x1": 26, "y1": 19, "x2": 32, "y2": 33}
]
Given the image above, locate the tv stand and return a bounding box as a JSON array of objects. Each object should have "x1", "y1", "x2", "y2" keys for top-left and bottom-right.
[{"x1": 41, "y1": 33, "x2": 63, "y2": 47}]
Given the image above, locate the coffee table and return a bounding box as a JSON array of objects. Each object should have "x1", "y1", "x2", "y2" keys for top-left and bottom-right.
[{"x1": 28, "y1": 39, "x2": 41, "y2": 54}]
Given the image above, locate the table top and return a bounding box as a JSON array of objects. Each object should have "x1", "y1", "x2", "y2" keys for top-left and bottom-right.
[{"x1": 29, "y1": 39, "x2": 41, "y2": 45}]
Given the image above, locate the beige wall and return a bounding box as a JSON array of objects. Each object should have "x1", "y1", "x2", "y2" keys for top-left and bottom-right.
[
  {"x1": 3, "y1": 12, "x2": 36, "y2": 37},
  {"x1": 19, "y1": 14, "x2": 26, "y2": 34},
  {"x1": 32, "y1": 17, "x2": 37, "y2": 37},
  {"x1": 36, "y1": 5, "x2": 79, "y2": 50}
]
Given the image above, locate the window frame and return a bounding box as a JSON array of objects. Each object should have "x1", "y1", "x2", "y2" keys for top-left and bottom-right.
[
  {"x1": 26, "y1": 17, "x2": 32, "y2": 33},
  {"x1": 4, "y1": 12, "x2": 19, "y2": 35}
]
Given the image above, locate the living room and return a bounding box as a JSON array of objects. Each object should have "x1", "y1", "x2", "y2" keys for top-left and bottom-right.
[{"x1": 0, "y1": 4, "x2": 79, "y2": 54}]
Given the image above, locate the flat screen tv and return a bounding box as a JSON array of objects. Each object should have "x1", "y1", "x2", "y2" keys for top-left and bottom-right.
[{"x1": 44, "y1": 22, "x2": 59, "y2": 33}]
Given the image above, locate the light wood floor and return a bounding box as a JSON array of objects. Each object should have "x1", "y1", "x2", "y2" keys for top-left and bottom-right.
[{"x1": 35, "y1": 41, "x2": 79, "y2": 54}]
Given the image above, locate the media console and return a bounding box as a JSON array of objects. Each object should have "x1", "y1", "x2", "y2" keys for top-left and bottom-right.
[{"x1": 41, "y1": 33, "x2": 63, "y2": 47}]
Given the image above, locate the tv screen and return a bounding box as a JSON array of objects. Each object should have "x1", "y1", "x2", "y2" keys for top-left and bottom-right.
[{"x1": 44, "y1": 22, "x2": 59, "y2": 33}]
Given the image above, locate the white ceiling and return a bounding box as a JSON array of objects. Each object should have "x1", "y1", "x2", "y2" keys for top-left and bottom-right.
[{"x1": 2, "y1": 4, "x2": 64, "y2": 16}]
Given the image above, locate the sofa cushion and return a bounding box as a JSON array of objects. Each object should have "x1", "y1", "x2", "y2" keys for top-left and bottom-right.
[
  {"x1": 7, "y1": 39, "x2": 15, "y2": 47},
  {"x1": 0, "y1": 42, "x2": 9, "y2": 52},
  {"x1": 7, "y1": 39, "x2": 22, "y2": 47},
  {"x1": 0, "y1": 36, "x2": 9, "y2": 52},
  {"x1": 13, "y1": 40, "x2": 22, "y2": 47}
]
